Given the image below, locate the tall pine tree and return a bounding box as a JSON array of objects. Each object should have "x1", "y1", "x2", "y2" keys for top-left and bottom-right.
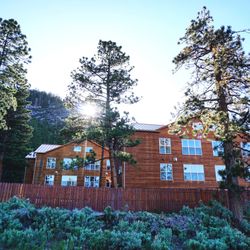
[
  {"x1": 66, "y1": 40, "x2": 139, "y2": 187},
  {"x1": 2, "y1": 85, "x2": 33, "y2": 182},
  {"x1": 0, "y1": 18, "x2": 32, "y2": 181},
  {"x1": 172, "y1": 7, "x2": 250, "y2": 220}
]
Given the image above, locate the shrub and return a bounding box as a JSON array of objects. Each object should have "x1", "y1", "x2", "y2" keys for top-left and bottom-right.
[
  {"x1": 0, "y1": 197, "x2": 249, "y2": 249},
  {"x1": 0, "y1": 228, "x2": 47, "y2": 250}
]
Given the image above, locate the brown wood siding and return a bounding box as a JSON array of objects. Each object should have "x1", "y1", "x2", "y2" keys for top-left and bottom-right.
[
  {"x1": 125, "y1": 128, "x2": 250, "y2": 188},
  {"x1": 30, "y1": 129, "x2": 249, "y2": 189},
  {"x1": 23, "y1": 159, "x2": 35, "y2": 184},
  {"x1": 32, "y1": 141, "x2": 111, "y2": 187}
]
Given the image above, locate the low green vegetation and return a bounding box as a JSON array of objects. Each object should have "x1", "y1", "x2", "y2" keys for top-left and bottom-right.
[{"x1": 0, "y1": 197, "x2": 249, "y2": 249}]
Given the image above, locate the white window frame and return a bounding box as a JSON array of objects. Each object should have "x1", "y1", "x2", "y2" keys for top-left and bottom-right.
[
  {"x1": 160, "y1": 163, "x2": 173, "y2": 180},
  {"x1": 212, "y1": 141, "x2": 224, "y2": 157},
  {"x1": 85, "y1": 147, "x2": 93, "y2": 153},
  {"x1": 241, "y1": 142, "x2": 250, "y2": 158},
  {"x1": 215, "y1": 165, "x2": 225, "y2": 182},
  {"x1": 183, "y1": 164, "x2": 205, "y2": 181},
  {"x1": 73, "y1": 146, "x2": 82, "y2": 152},
  {"x1": 84, "y1": 176, "x2": 100, "y2": 188},
  {"x1": 85, "y1": 161, "x2": 100, "y2": 171},
  {"x1": 182, "y1": 139, "x2": 202, "y2": 155},
  {"x1": 159, "y1": 138, "x2": 171, "y2": 154},
  {"x1": 46, "y1": 157, "x2": 56, "y2": 169},
  {"x1": 44, "y1": 175, "x2": 54, "y2": 186},
  {"x1": 61, "y1": 175, "x2": 77, "y2": 186}
]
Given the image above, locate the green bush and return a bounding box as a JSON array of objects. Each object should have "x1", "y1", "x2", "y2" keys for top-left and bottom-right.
[{"x1": 0, "y1": 197, "x2": 249, "y2": 249}]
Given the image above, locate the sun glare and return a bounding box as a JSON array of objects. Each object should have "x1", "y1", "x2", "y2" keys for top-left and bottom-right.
[{"x1": 78, "y1": 103, "x2": 98, "y2": 117}]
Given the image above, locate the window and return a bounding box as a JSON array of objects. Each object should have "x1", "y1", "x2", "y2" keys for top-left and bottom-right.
[
  {"x1": 84, "y1": 176, "x2": 99, "y2": 187},
  {"x1": 159, "y1": 138, "x2": 171, "y2": 154},
  {"x1": 85, "y1": 161, "x2": 100, "y2": 171},
  {"x1": 46, "y1": 157, "x2": 56, "y2": 169},
  {"x1": 242, "y1": 142, "x2": 250, "y2": 158},
  {"x1": 85, "y1": 147, "x2": 93, "y2": 153},
  {"x1": 63, "y1": 158, "x2": 79, "y2": 170},
  {"x1": 215, "y1": 165, "x2": 225, "y2": 182},
  {"x1": 74, "y1": 146, "x2": 82, "y2": 152},
  {"x1": 105, "y1": 179, "x2": 111, "y2": 188},
  {"x1": 183, "y1": 164, "x2": 205, "y2": 181},
  {"x1": 106, "y1": 159, "x2": 111, "y2": 171},
  {"x1": 118, "y1": 166, "x2": 122, "y2": 175},
  {"x1": 160, "y1": 163, "x2": 173, "y2": 180},
  {"x1": 61, "y1": 175, "x2": 77, "y2": 186},
  {"x1": 63, "y1": 158, "x2": 73, "y2": 170},
  {"x1": 192, "y1": 122, "x2": 203, "y2": 131},
  {"x1": 182, "y1": 139, "x2": 202, "y2": 155},
  {"x1": 212, "y1": 141, "x2": 224, "y2": 156},
  {"x1": 45, "y1": 175, "x2": 54, "y2": 185}
]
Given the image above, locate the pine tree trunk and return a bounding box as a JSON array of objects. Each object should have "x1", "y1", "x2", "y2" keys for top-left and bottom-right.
[
  {"x1": 224, "y1": 140, "x2": 244, "y2": 221},
  {"x1": 99, "y1": 143, "x2": 105, "y2": 187},
  {"x1": 109, "y1": 149, "x2": 118, "y2": 188},
  {"x1": 228, "y1": 190, "x2": 243, "y2": 221},
  {"x1": 214, "y1": 70, "x2": 244, "y2": 221}
]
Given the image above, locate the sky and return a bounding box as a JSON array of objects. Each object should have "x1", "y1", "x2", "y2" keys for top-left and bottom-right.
[{"x1": 1, "y1": 0, "x2": 250, "y2": 124}]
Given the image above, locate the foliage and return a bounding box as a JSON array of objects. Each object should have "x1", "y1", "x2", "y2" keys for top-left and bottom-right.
[
  {"x1": 0, "y1": 18, "x2": 31, "y2": 130},
  {"x1": 171, "y1": 6, "x2": 250, "y2": 220},
  {"x1": 60, "y1": 152, "x2": 97, "y2": 171},
  {"x1": 28, "y1": 89, "x2": 68, "y2": 149},
  {"x1": 66, "y1": 40, "x2": 140, "y2": 187},
  {"x1": 0, "y1": 18, "x2": 32, "y2": 182},
  {"x1": 0, "y1": 197, "x2": 250, "y2": 249}
]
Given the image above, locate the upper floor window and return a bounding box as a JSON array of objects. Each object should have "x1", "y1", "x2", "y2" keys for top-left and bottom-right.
[
  {"x1": 159, "y1": 138, "x2": 171, "y2": 154},
  {"x1": 212, "y1": 141, "x2": 224, "y2": 157},
  {"x1": 182, "y1": 139, "x2": 202, "y2": 155},
  {"x1": 192, "y1": 122, "x2": 203, "y2": 131},
  {"x1": 215, "y1": 165, "x2": 225, "y2": 182},
  {"x1": 85, "y1": 147, "x2": 93, "y2": 153},
  {"x1": 160, "y1": 163, "x2": 173, "y2": 180},
  {"x1": 241, "y1": 142, "x2": 250, "y2": 158},
  {"x1": 46, "y1": 157, "x2": 56, "y2": 169},
  {"x1": 61, "y1": 175, "x2": 77, "y2": 186},
  {"x1": 74, "y1": 146, "x2": 82, "y2": 152},
  {"x1": 45, "y1": 175, "x2": 54, "y2": 185},
  {"x1": 84, "y1": 176, "x2": 99, "y2": 187},
  {"x1": 85, "y1": 161, "x2": 100, "y2": 171},
  {"x1": 183, "y1": 164, "x2": 205, "y2": 181}
]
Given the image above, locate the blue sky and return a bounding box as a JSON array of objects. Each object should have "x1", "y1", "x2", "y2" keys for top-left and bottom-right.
[{"x1": 1, "y1": 0, "x2": 250, "y2": 124}]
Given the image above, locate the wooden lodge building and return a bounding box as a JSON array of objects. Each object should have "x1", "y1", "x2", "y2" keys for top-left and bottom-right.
[
  {"x1": 25, "y1": 140, "x2": 112, "y2": 188},
  {"x1": 25, "y1": 122, "x2": 250, "y2": 188}
]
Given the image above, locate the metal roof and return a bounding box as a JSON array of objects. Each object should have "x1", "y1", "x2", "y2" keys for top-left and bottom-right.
[
  {"x1": 35, "y1": 144, "x2": 61, "y2": 153},
  {"x1": 132, "y1": 123, "x2": 163, "y2": 131}
]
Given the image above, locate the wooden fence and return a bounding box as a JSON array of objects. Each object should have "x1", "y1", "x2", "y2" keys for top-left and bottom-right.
[{"x1": 0, "y1": 183, "x2": 249, "y2": 212}]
